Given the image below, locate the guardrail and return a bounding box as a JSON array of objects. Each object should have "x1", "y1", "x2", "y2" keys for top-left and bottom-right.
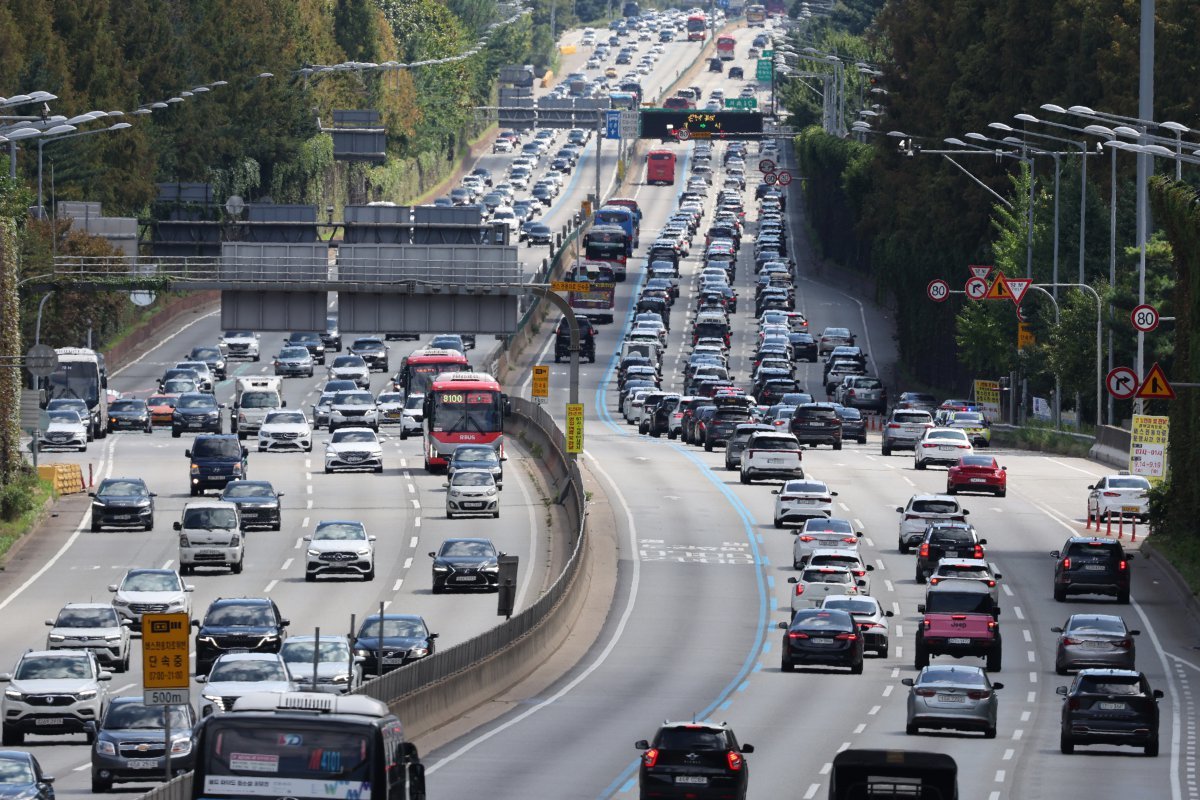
[{"x1": 134, "y1": 397, "x2": 586, "y2": 800}]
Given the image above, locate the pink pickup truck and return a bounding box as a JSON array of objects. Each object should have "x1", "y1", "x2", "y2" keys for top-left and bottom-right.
[{"x1": 915, "y1": 578, "x2": 1002, "y2": 672}]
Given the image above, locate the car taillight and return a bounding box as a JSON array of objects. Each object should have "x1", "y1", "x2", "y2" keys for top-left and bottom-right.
[
  {"x1": 841, "y1": 537, "x2": 858, "y2": 544},
  {"x1": 967, "y1": 690, "x2": 992, "y2": 700},
  {"x1": 929, "y1": 577, "x2": 940, "y2": 585},
  {"x1": 782, "y1": 496, "x2": 799, "y2": 502},
  {"x1": 919, "y1": 544, "x2": 929, "y2": 558},
  {"x1": 987, "y1": 620, "x2": 997, "y2": 631},
  {"x1": 798, "y1": 535, "x2": 816, "y2": 542},
  {"x1": 1062, "y1": 637, "x2": 1081, "y2": 646},
  {"x1": 834, "y1": 632, "x2": 858, "y2": 641},
  {"x1": 914, "y1": 688, "x2": 936, "y2": 697},
  {"x1": 951, "y1": 614, "x2": 967, "y2": 620},
  {"x1": 1068, "y1": 698, "x2": 1081, "y2": 710},
  {"x1": 1062, "y1": 557, "x2": 1072, "y2": 570},
  {"x1": 788, "y1": 631, "x2": 809, "y2": 639},
  {"x1": 819, "y1": 496, "x2": 832, "y2": 503},
  {"x1": 643, "y1": 748, "x2": 659, "y2": 768},
  {"x1": 726, "y1": 751, "x2": 743, "y2": 771},
  {"x1": 957, "y1": 444, "x2": 970, "y2": 449},
  {"x1": 922, "y1": 619, "x2": 931, "y2": 630},
  {"x1": 1115, "y1": 638, "x2": 1133, "y2": 648},
  {"x1": 794, "y1": 584, "x2": 805, "y2": 595},
  {"x1": 973, "y1": 544, "x2": 984, "y2": 559},
  {"x1": 986, "y1": 579, "x2": 996, "y2": 587},
  {"x1": 848, "y1": 390, "x2": 856, "y2": 397},
  {"x1": 905, "y1": 514, "x2": 920, "y2": 520},
  {"x1": 1103, "y1": 491, "x2": 1121, "y2": 497},
  {"x1": 887, "y1": 423, "x2": 900, "y2": 429},
  {"x1": 923, "y1": 443, "x2": 937, "y2": 448},
  {"x1": 1119, "y1": 559, "x2": 1128, "y2": 571},
  {"x1": 852, "y1": 569, "x2": 866, "y2": 577}
]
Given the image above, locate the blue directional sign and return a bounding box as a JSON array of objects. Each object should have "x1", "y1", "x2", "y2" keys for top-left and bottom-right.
[{"x1": 606, "y1": 110, "x2": 621, "y2": 139}]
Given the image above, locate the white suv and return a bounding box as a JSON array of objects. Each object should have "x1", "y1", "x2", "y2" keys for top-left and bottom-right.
[
  {"x1": 740, "y1": 432, "x2": 804, "y2": 484},
  {"x1": 896, "y1": 494, "x2": 969, "y2": 553},
  {"x1": 0, "y1": 649, "x2": 112, "y2": 745},
  {"x1": 44, "y1": 603, "x2": 131, "y2": 673},
  {"x1": 304, "y1": 520, "x2": 376, "y2": 582},
  {"x1": 257, "y1": 409, "x2": 313, "y2": 452}
]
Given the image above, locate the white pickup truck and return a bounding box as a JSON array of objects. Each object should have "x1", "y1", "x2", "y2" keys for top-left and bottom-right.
[
  {"x1": 232, "y1": 377, "x2": 284, "y2": 439},
  {"x1": 788, "y1": 565, "x2": 865, "y2": 613},
  {"x1": 739, "y1": 431, "x2": 804, "y2": 484}
]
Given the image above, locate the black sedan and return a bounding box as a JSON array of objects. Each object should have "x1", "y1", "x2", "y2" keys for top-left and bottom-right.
[
  {"x1": 89, "y1": 477, "x2": 155, "y2": 532},
  {"x1": 0, "y1": 750, "x2": 55, "y2": 800},
  {"x1": 524, "y1": 222, "x2": 553, "y2": 245},
  {"x1": 186, "y1": 345, "x2": 227, "y2": 380},
  {"x1": 779, "y1": 608, "x2": 864, "y2": 673},
  {"x1": 353, "y1": 614, "x2": 438, "y2": 675},
  {"x1": 430, "y1": 538, "x2": 501, "y2": 593},
  {"x1": 106, "y1": 399, "x2": 153, "y2": 433},
  {"x1": 1059, "y1": 669, "x2": 1162, "y2": 756},
  {"x1": 789, "y1": 332, "x2": 818, "y2": 362},
  {"x1": 220, "y1": 480, "x2": 283, "y2": 531}
]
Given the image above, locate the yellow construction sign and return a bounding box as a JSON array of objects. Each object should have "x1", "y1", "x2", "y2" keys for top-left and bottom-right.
[{"x1": 566, "y1": 403, "x2": 584, "y2": 454}]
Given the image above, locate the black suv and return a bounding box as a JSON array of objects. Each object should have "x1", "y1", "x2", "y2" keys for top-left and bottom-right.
[
  {"x1": 790, "y1": 403, "x2": 843, "y2": 450},
  {"x1": 646, "y1": 395, "x2": 682, "y2": 438},
  {"x1": 1058, "y1": 669, "x2": 1162, "y2": 756},
  {"x1": 192, "y1": 597, "x2": 288, "y2": 676},
  {"x1": 915, "y1": 522, "x2": 987, "y2": 583},
  {"x1": 1051, "y1": 537, "x2": 1133, "y2": 603},
  {"x1": 89, "y1": 477, "x2": 156, "y2": 532},
  {"x1": 635, "y1": 721, "x2": 754, "y2": 799},
  {"x1": 348, "y1": 337, "x2": 390, "y2": 372},
  {"x1": 185, "y1": 435, "x2": 248, "y2": 496},
  {"x1": 704, "y1": 405, "x2": 754, "y2": 452},
  {"x1": 284, "y1": 331, "x2": 326, "y2": 365},
  {"x1": 555, "y1": 316, "x2": 597, "y2": 363},
  {"x1": 171, "y1": 393, "x2": 224, "y2": 438},
  {"x1": 322, "y1": 315, "x2": 342, "y2": 352}
]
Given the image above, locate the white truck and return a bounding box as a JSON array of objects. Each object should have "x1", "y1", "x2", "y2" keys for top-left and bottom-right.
[
  {"x1": 232, "y1": 377, "x2": 284, "y2": 440},
  {"x1": 175, "y1": 499, "x2": 244, "y2": 575}
]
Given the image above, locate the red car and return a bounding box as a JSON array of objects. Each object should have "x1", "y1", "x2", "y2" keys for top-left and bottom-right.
[{"x1": 946, "y1": 454, "x2": 1007, "y2": 497}]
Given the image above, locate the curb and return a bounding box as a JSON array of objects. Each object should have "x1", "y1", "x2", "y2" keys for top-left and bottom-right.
[{"x1": 1139, "y1": 539, "x2": 1200, "y2": 628}]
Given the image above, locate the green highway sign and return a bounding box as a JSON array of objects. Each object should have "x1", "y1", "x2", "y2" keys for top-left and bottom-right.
[
  {"x1": 724, "y1": 97, "x2": 758, "y2": 110},
  {"x1": 756, "y1": 58, "x2": 774, "y2": 81},
  {"x1": 762, "y1": 49, "x2": 774, "y2": 57}
]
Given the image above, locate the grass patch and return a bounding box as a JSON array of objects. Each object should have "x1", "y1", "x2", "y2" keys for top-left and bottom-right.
[
  {"x1": 990, "y1": 424, "x2": 1094, "y2": 458},
  {"x1": 1147, "y1": 533, "x2": 1200, "y2": 597},
  {"x1": 0, "y1": 473, "x2": 55, "y2": 563}
]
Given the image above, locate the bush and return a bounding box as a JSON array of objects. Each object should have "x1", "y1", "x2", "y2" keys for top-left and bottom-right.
[{"x1": 0, "y1": 471, "x2": 37, "y2": 521}]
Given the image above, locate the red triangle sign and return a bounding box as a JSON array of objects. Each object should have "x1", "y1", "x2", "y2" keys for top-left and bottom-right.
[
  {"x1": 969, "y1": 265, "x2": 993, "y2": 280},
  {"x1": 1135, "y1": 362, "x2": 1176, "y2": 400},
  {"x1": 1005, "y1": 278, "x2": 1032, "y2": 306}
]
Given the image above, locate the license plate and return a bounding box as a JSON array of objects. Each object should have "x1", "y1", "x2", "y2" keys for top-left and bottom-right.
[
  {"x1": 948, "y1": 637, "x2": 971, "y2": 645},
  {"x1": 793, "y1": 499, "x2": 814, "y2": 505},
  {"x1": 939, "y1": 446, "x2": 955, "y2": 452},
  {"x1": 113, "y1": 514, "x2": 132, "y2": 520},
  {"x1": 936, "y1": 695, "x2": 965, "y2": 703},
  {"x1": 200, "y1": 550, "x2": 222, "y2": 556},
  {"x1": 767, "y1": 458, "x2": 784, "y2": 464},
  {"x1": 386, "y1": 411, "x2": 402, "y2": 418},
  {"x1": 970, "y1": 478, "x2": 988, "y2": 483},
  {"x1": 383, "y1": 657, "x2": 405, "y2": 665},
  {"x1": 188, "y1": 422, "x2": 202, "y2": 428},
  {"x1": 944, "y1": 551, "x2": 959, "y2": 558},
  {"x1": 1099, "y1": 702, "x2": 1126, "y2": 711},
  {"x1": 675, "y1": 776, "x2": 708, "y2": 785},
  {"x1": 1122, "y1": 505, "x2": 1140, "y2": 512},
  {"x1": 454, "y1": 576, "x2": 477, "y2": 583},
  {"x1": 811, "y1": 637, "x2": 832, "y2": 644},
  {"x1": 128, "y1": 759, "x2": 160, "y2": 770},
  {"x1": 1084, "y1": 565, "x2": 1106, "y2": 571},
  {"x1": 1082, "y1": 641, "x2": 1108, "y2": 649},
  {"x1": 463, "y1": 502, "x2": 483, "y2": 509},
  {"x1": 35, "y1": 718, "x2": 63, "y2": 726}
]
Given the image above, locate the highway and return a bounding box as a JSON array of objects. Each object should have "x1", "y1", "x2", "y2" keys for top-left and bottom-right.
[
  {"x1": 0, "y1": 23, "x2": 722, "y2": 798},
  {"x1": 418, "y1": 22, "x2": 1198, "y2": 800}
]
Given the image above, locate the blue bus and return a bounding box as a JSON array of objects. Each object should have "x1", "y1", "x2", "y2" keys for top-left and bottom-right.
[
  {"x1": 608, "y1": 91, "x2": 638, "y2": 110},
  {"x1": 593, "y1": 205, "x2": 639, "y2": 251}
]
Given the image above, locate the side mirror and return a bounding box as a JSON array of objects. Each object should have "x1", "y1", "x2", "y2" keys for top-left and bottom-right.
[
  {"x1": 962, "y1": 509, "x2": 970, "y2": 515},
  {"x1": 184, "y1": 449, "x2": 192, "y2": 458},
  {"x1": 303, "y1": 536, "x2": 312, "y2": 542},
  {"x1": 428, "y1": 632, "x2": 439, "y2": 640},
  {"x1": 98, "y1": 671, "x2": 113, "y2": 681},
  {"x1": 282, "y1": 400, "x2": 287, "y2": 407},
  {"x1": 865, "y1": 564, "x2": 875, "y2": 572},
  {"x1": 1051, "y1": 626, "x2": 1064, "y2": 633},
  {"x1": 994, "y1": 573, "x2": 1002, "y2": 579},
  {"x1": 173, "y1": 522, "x2": 182, "y2": 531},
  {"x1": 856, "y1": 531, "x2": 864, "y2": 537},
  {"x1": 121, "y1": 620, "x2": 132, "y2": 628},
  {"x1": 443, "y1": 483, "x2": 450, "y2": 489},
  {"x1": 195, "y1": 676, "x2": 206, "y2": 685},
  {"x1": 771, "y1": 489, "x2": 779, "y2": 495},
  {"x1": 428, "y1": 551, "x2": 437, "y2": 558},
  {"x1": 1154, "y1": 689, "x2": 1165, "y2": 699},
  {"x1": 856, "y1": 580, "x2": 867, "y2": 587},
  {"x1": 87, "y1": 492, "x2": 95, "y2": 497},
  {"x1": 40, "y1": 777, "x2": 55, "y2": 785},
  {"x1": 634, "y1": 740, "x2": 649, "y2": 750},
  {"x1": 149, "y1": 492, "x2": 158, "y2": 498},
  {"x1": 831, "y1": 491, "x2": 839, "y2": 496},
  {"x1": 44, "y1": 619, "x2": 54, "y2": 626},
  {"x1": 777, "y1": 621, "x2": 789, "y2": 630},
  {"x1": 191, "y1": 620, "x2": 201, "y2": 628},
  {"x1": 787, "y1": 577, "x2": 799, "y2": 584},
  {"x1": 242, "y1": 447, "x2": 249, "y2": 457},
  {"x1": 917, "y1": 604, "x2": 926, "y2": 614},
  {"x1": 368, "y1": 536, "x2": 376, "y2": 542},
  {"x1": 1087, "y1": 484, "x2": 1095, "y2": 490},
  {"x1": 884, "y1": 610, "x2": 894, "y2": 617},
  {"x1": 1001, "y1": 466, "x2": 1007, "y2": 471},
  {"x1": 1050, "y1": 551, "x2": 1061, "y2": 559},
  {"x1": 280, "y1": 619, "x2": 291, "y2": 627},
  {"x1": 1126, "y1": 553, "x2": 1135, "y2": 560},
  {"x1": 979, "y1": 538, "x2": 988, "y2": 545},
  {"x1": 277, "y1": 492, "x2": 285, "y2": 498},
  {"x1": 184, "y1": 585, "x2": 195, "y2": 592},
  {"x1": 1055, "y1": 686, "x2": 1068, "y2": 696},
  {"x1": 1131, "y1": 629, "x2": 1142, "y2": 636},
  {"x1": 107, "y1": 585, "x2": 118, "y2": 592},
  {"x1": 901, "y1": 678, "x2": 914, "y2": 686},
  {"x1": 992, "y1": 682, "x2": 1005, "y2": 690},
  {"x1": 740, "y1": 744, "x2": 754, "y2": 753},
  {"x1": 896, "y1": 507, "x2": 904, "y2": 513}
]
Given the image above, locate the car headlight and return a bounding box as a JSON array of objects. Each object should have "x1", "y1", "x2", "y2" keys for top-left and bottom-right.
[
  {"x1": 92, "y1": 501, "x2": 105, "y2": 509},
  {"x1": 135, "y1": 499, "x2": 151, "y2": 507},
  {"x1": 4, "y1": 688, "x2": 24, "y2": 701},
  {"x1": 76, "y1": 689, "x2": 97, "y2": 701},
  {"x1": 486, "y1": 488, "x2": 497, "y2": 496},
  {"x1": 330, "y1": 673, "x2": 351, "y2": 684},
  {"x1": 307, "y1": 549, "x2": 321, "y2": 557},
  {"x1": 48, "y1": 634, "x2": 65, "y2": 642},
  {"x1": 96, "y1": 740, "x2": 117, "y2": 756},
  {"x1": 190, "y1": 463, "x2": 200, "y2": 473},
  {"x1": 482, "y1": 564, "x2": 500, "y2": 572},
  {"x1": 171, "y1": 737, "x2": 193, "y2": 755},
  {"x1": 409, "y1": 647, "x2": 429, "y2": 658},
  {"x1": 353, "y1": 648, "x2": 371, "y2": 658},
  {"x1": 112, "y1": 597, "x2": 129, "y2": 607},
  {"x1": 239, "y1": 413, "x2": 248, "y2": 422},
  {"x1": 202, "y1": 694, "x2": 220, "y2": 704},
  {"x1": 231, "y1": 464, "x2": 243, "y2": 475},
  {"x1": 355, "y1": 549, "x2": 371, "y2": 557},
  {"x1": 432, "y1": 565, "x2": 449, "y2": 573},
  {"x1": 197, "y1": 636, "x2": 217, "y2": 645},
  {"x1": 105, "y1": 633, "x2": 122, "y2": 641}
]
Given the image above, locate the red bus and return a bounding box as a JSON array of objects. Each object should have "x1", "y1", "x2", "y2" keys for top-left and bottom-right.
[
  {"x1": 394, "y1": 347, "x2": 470, "y2": 396},
  {"x1": 568, "y1": 262, "x2": 617, "y2": 324},
  {"x1": 583, "y1": 224, "x2": 631, "y2": 281},
  {"x1": 423, "y1": 371, "x2": 506, "y2": 470},
  {"x1": 716, "y1": 36, "x2": 736, "y2": 60},
  {"x1": 646, "y1": 150, "x2": 677, "y2": 185},
  {"x1": 686, "y1": 14, "x2": 707, "y2": 41}
]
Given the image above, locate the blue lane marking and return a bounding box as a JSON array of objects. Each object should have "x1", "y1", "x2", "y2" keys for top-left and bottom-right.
[
  {"x1": 719, "y1": 699, "x2": 733, "y2": 711},
  {"x1": 619, "y1": 778, "x2": 635, "y2": 794},
  {"x1": 766, "y1": 575, "x2": 775, "y2": 589},
  {"x1": 762, "y1": 640, "x2": 772, "y2": 653}
]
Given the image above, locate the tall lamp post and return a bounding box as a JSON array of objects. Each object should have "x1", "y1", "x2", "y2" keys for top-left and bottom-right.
[{"x1": 37, "y1": 122, "x2": 133, "y2": 219}]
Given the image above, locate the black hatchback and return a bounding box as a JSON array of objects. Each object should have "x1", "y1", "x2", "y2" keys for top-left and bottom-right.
[
  {"x1": 635, "y1": 721, "x2": 753, "y2": 800},
  {"x1": 1058, "y1": 669, "x2": 1162, "y2": 756},
  {"x1": 779, "y1": 608, "x2": 864, "y2": 673},
  {"x1": 1051, "y1": 537, "x2": 1132, "y2": 603}
]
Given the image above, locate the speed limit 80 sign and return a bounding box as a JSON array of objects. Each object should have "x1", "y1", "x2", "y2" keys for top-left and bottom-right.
[
  {"x1": 927, "y1": 279, "x2": 950, "y2": 303},
  {"x1": 1131, "y1": 304, "x2": 1159, "y2": 332}
]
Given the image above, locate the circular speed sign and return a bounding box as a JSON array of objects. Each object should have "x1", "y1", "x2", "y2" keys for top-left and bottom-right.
[
  {"x1": 927, "y1": 279, "x2": 950, "y2": 303},
  {"x1": 1130, "y1": 304, "x2": 1159, "y2": 332}
]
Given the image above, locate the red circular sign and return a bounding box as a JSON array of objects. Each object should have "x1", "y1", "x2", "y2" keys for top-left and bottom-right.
[
  {"x1": 965, "y1": 277, "x2": 988, "y2": 300},
  {"x1": 763, "y1": 171, "x2": 777, "y2": 185},
  {"x1": 1106, "y1": 366, "x2": 1139, "y2": 400},
  {"x1": 777, "y1": 170, "x2": 792, "y2": 186},
  {"x1": 758, "y1": 158, "x2": 776, "y2": 173},
  {"x1": 927, "y1": 279, "x2": 949, "y2": 303},
  {"x1": 1130, "y1": 304, "x2": 1159, "y2": 332},
  {"x1": 675, "y1": 128, "x2": 690, "y2": 141}
]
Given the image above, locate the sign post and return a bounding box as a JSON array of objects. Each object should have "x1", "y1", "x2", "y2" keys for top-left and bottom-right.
[
  {"x1": 142, "y1": 612, "x2": 190, "y2": 784},
  {"x1": 531, "y1": 365, "x2": 549, "y2": 405},
  {"x1": 566, "y1": 403, "x2": 584, "y2": 454}
]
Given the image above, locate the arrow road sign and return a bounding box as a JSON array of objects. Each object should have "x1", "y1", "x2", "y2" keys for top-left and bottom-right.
[
  {"x1": 1131, "y1": 304, "x2": 1160, "y2": 332},
  {"x1": 1005, "y1": 277, "x2": 1032, "y2": 306},
  {"x1": 758, "y1": 158, "x2": 776, "y2": 173},
  {"x1": 777, "y1": 170, "x2": 792, "y2": 186},
  {"x1": 1136, "y1": 362, "x2": 1176, "y2": 400},
  {"x1": 1106, "y1": 366, "x2": 1138, "y2": 400},
  {"x1": 927, "y1": 279, "x2": 950, "y2": 302},
  {"x1": 968, "y1": 265, "x2": 993, "y2": 280},
  {"x1": 965, "y1": 277, "x2": 988, "y2": 300}
]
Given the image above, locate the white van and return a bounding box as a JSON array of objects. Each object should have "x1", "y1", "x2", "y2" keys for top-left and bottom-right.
[{"x1": 175, "y1": 500, "x2": 244, "y2": 575}]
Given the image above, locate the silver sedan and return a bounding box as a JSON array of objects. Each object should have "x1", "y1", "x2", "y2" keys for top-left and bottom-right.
[
  {"x1": 1053, "y1": 614, "x2": 1139, "y2": 675},
  {"x1": 903, "y1": 665, "x2": 1003, "y2": 738}
]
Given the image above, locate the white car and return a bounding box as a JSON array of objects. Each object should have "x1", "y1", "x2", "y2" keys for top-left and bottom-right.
[
  {"x1": 219, "y1": 330, "x2": 260, "y2": 361},
  {"x1": 328, "y1": 390, "x2": 379, "y2": 432},
  {"x1": 896, "y1": 494, "x2": 970, "y2": 553},
  {"x1": 773, "y1": 479, "x2": 838, "y2": 528},
  {"x1": 445, "y1": 469, "x2": 500, "y2": 519},
  {"x1": 913, "y1": 427, "x2": 974, "y2": 469},
  {"x1": 400, "y1": 393, "x2": 424, "y2": 440},
  {"x1": 492, "y1": 206, "x2": 519, "y2": 236},
  {"x1": 305, "y1": 520, "x2": 376, "y2": 581},
  {"x1": 324, "y1": 427, "x2": 383, "y2": 473},
  {"x1": 1087, "y1": 473, "x2": 1152, "y2": 522},
  {"x1": 792, "y1": 517, "x2": 862, "y2": 569},
  {"x1": 376, "y1": 391, "x2": 406, "y2": 425},
  {"x1": 509, "y1": 168, "x2": 532, "y2": 190},
  {"x1": 929, "y1": 558, "x2": 1003, "y2": 607},
  {"x1": 44, "y1": 603, "x2": 131, "y2": 673},
  {"x1": 0, "y1": 649, "x2": 112, "y2": 744},
  {"x1": 740, "y1": 432, "x2": 804, "y2": 484},
  {"x1": 280, "y1": 635, "x2": 362, "y2": 694},
  {"x1": 108, "y1": 568, "x2": 194, "y2": 629},
  {"x1": 327, "y1": 355, "x2": 371, "y2": 388},
  {"x1": 820, "y1": 595, "x2": 894, "y2": 657},
  {"x1": 257, "y1": 409, "x2": 313, "y2": 452},
  {"x1": 492, "y1": 137, "x2": 514, "y2": 154},
  {"x1": 38, "y1": 409, "x2": 89, "y2": 451},
  {"x1": 622, "y1": 387, "x2": 654, "y2": 423},
  {"x1": 199, "y1": 653, "x2": 297, "y2": 714},
  {"x1": 788, "y1": 565, "x2": 864, "y2": 612},
  {"x1": 807, "y1": 547, "x2": 874, "y2": 594}
]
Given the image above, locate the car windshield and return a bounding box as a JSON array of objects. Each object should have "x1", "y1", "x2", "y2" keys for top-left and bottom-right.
[
  {"x1": 452, "y1": 471, "x2": 495, "y2": 487},
  {"x1": 358, "y1": 618, "x2": 425, "y2": 639},
  {"x1": 333, "y1": 356, "x2": 365, "y2": 368},
  {"x1": 918, "y1": 667, "x2": 987, "y2": 687},
  {"x1": 331, "y1": 430, "x2": 377, "y2": 444},
  {"x1": 191, "y1": 438, "x2": 241, "y2": 459},
  {"x1": 334, "y1": 392, "x2": 372, "y2": 406},
  {"x1": 148, "y1": 395, "x2": 176, "y2": 408},
  {"x1": 105, "y1": 703, "x2": 191, "y2": 730},
  {"x1": 207, "y1": 659, "x2": 286, "y2": 682},
  {"x1": 56, "y1": 607, "x2": 119, "y2": 627},
  {"x1": 1067, "y1": 616, "x2": 1126, "y2": 634},
  {"x1": 0, "y1": 759, "x2": 34, "y2": 785},
  {"x1": 1077, "y1": 676, "x2": 1145, "y2": 695},
  {"x1": 225, "y1": 331, "x2": 253, "y2": 339},
  {"x1": 281, "y1": 640, "x2": 351, "y2": 664},
  {"x1": 16, "y1": 655, "x2": 93, "y2": 680},
  {"x1": 241, "y1": 392, "x2": 280, "y2": 409},
  {"x1": 178, "y1": 396, "x2": 216, "y2": 409},
  {"x1": 804, "y1": 519, "x2": 854, "y2": 534},
  {"x1": 953, "y1": 412, "x2": 984, "y2": 424},
  {"x1": 929, "y1": 529, "x2": 974, "y2": 545},
  {"x1": 960, "y1": 455, "x2": 994, "y2": 467},
  {"x1": 440, "y1": 540, "x2": 497, "y2": 558},
  {"x1": 895, "y1": 412, "x2": 931, "y2": 424},
  {"x1": 378, "y1": 394, "x2": 403, "y2": 404},
  {"x1": 749, "y1": 437, "x2": 797, "y2": 450},
  {"x1": 279, "y1": 347, "x2": 309, "y2": 359},
  {"x1": 223, "y1": 483, "x2": 273, "y2": 499},
  {"x1": 183, "y1": 507, "x2": 238, "y2": 529},
  {"x1": 98, "y1": 479, "x2": 147, "y2": 497},
  {"x1": 109, "y1": 400, "x2": 145, "y2": 413},
  {"x1": 783, "y1": 481, "x2": 828, "y2": 494},
  {"x1": 405, "y1": 395, "x2": 425, "y2": 410},
  {"x1": 804, "y1": 569, "x2": 851, "y2": 584},
  {"x1": 192, "y1": 348, "x2": 221, "y2": 360},
  {"x1": 48, "y1": 410, "x2": 82, "y2": 423},
  {"x1": 938, "y1": 564, "x2": 990, "y2": 578},
  {"x1": 824, "y1": 598, "x2": 877, "y2": 615},
  {"x1": 655, "y1": 729, "x2": 727, "y2": 750},
  {"x1": 122, "y1": 572, "x2": 180, "y2": 592},
  {"x1": 791, "y1": 611, "x2": 849, "y2": 630},
  {"x1": 1109, "y1": 477, "x2": 1151, "y2": 489},
  {"x1": 925, "y1": 591, "x2": 993, "y2": 614},
  {"x1": 352, "y1": 340, "x2": 383, "y2": 351},
  {"x1": 911, "y1": 500, "x2": 960, "y2": 515},
  {"x1": 205, "y1": 605, "x2": 273, "y2": 627},
  {"x1": 313, "y1": 523, "x2": 367, "y2": 541},
  {"x1": 455, "y1": 448, "x2": 498, "y2": 465},
  {"x1": 266, "y1": 412, "x2": 305, "y2": 425}
]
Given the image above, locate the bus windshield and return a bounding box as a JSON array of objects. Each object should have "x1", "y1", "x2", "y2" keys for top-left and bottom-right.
[
  {"x1": 585, "y1": 230, "x2": 628, "y2": 262},
  {"x1": 47, "y1": 361, "x2": 100, "y2": 406},
  {"x1": 406, "y1": 362, "x2": 466, "y2": 396},
  {"x1": 430, "y1": 390, "x2": 502, "y2": 434},
  {"x1": 830, "y1": 749, "x2": 957, "y2": 799},
  {"x1": 203, "y1": 720, "x2": 373, "y2": 792}
]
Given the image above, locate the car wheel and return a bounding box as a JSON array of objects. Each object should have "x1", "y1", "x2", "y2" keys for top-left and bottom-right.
[
  {"x1": 704, "y1": 440, "x2": 713, "y2": 452},
  {"x1": 740, "y1": 473, "x2": 750, "y2": 484},
  {"x1": 180, "y1": 563, "x2": 193, "y2": 576},
  {"x1": 898, "y1": 540, "x2": 909, "y2": 555},
  {"x1": 364, "y1": 569, "x2": 375, "y2": 581},
  {"x1": 1117, "y1": 589, "x2": 1130, "y2": 604},
  {"x1": 905, "y1": 722, "x2": 919, "y2": 736},
  {"x1": 1053, "y1": 584, "x2": 1067, "y2": 602},
  {"x1": 773, "y1": 518, "x2": 783, "y2": 529},
  {"x1": 881, "y1": 446, "x2": 891, "y2": 456},
  {"x1": 915, "y1": 568, "x2": 924, "y2": 583},
  {"x1": 121, "y1": 652, "x2": 131, "y2": 672},
  {"x1": 324, "y1": 466, "x2": 333, "y2": 474},
  {"x1": 171, "y1": 429, "x2": 181, "y2": 438},
  {"x1": 231, "y1": 559, "x2": 243, "y2": 575},
  {"x1": 858, "y1": 436, "x2": 867, "y2": 445},
  {"x1": 400, "y1": 430, "x2": 408, "y2": 440},
  {"x1": 305, "y1": 571, "x2": 315, "y2": 583},
  {"x1": 305, "y1": 444, "x2": 312, "y2": 452},
  {"x1": 877, "y1": 642, "x2": 889, "y2": 659},
  {"x1": 668, "y1": 431, "x2": 676, "y2": 440},
  {"x1": 86, "y1": 727, "x2": 97, "y2": 745},
  {"x1": 432, "y1": 583, "x2": 444, "y2": 595},
  {"x1": 493, "y1": 510, "x2": 501, "y2": 519},
  {"x1": 914, "y1": 458, "x2": 925, "y2": 470},
  {"x1": 914, "y1": 637, "x2": 929, "y2": 668},
  {"x1": 446, "y1": 511, "x2": 454, "y2": 519},
  {"x1": 91, "y1": 521, "x2": 101, "y2": 533},
  {"x1": 780, "y1": 655, "x2": 794, "y2": 673},
  {"x1": 984, "y1": 725, "x2": 997, "y2": 740},
  {"x1": 1055, "y1": 659, "x2": 1069, "y2": 676},
  {"x1": 1146, "y1": 737, "x2": 1160, "y2": 757},
  {"x1": 272, "y1": 521, "x2": 281, "y2": 531},
  {"x1": 997, "y1": 488, "x2": 1007, "y2": 498},
  {"x1": 833, "y1": 441, "x2": 842, "y2": 451},
  {"x1": 1060, "y1": 732, "x2": 1075, "y2": 755},
  {"x1": 91, "y1": 775, "x2": 112, "y2": 793},
  {"x1": 374, "y1": 465, "x2": 383, "y2": 473},
  {"x1": 144, "y1": 518, "x2": 154, "y2": 532},
  {"x1": 850, "y1": 659, "x2": 863, "y2": 675},
  {"x1": 189, "y1": 487, "x2": 200, "y2": 497},
  {"x1": 0, "y1": 726, "x2": 21, "y2": 746}
]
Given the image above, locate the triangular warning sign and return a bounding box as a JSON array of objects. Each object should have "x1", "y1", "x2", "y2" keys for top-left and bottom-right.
[
  {"x1": 1135, "y1": 362, "x2": 1176, "y2": 400},
  {"x1": 984, "y1": 272, "x2": 1014, "y2": 301},
  {"x1": 969, "y1": 265, "x2": 993, "y2": 280},
  {"x1": 1005, "y1": 278, "x2": 1032, "y2": 306}
]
